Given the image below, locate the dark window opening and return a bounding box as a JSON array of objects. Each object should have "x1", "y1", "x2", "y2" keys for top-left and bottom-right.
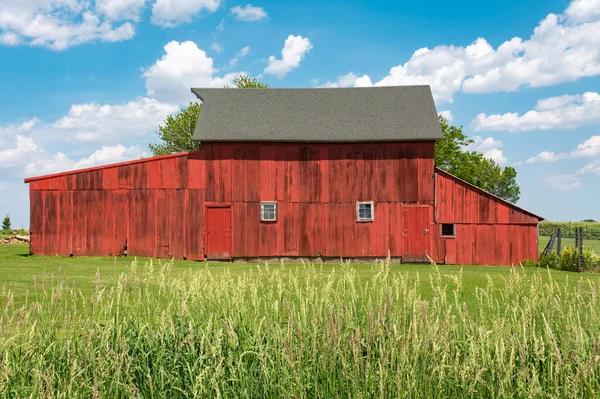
[{"x1": 441, "y1": 224, "x2": 455, "y2": 237}]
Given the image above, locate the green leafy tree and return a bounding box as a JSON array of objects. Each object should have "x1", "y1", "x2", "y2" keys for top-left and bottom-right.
[
  {"x1": 2, "y1": 214, "x2": 11, "y2": 231},
  {"x1": 149, "y1": 102, "x2": 202, "y2": 156},
  {"x1": 435, "y1": 116, "x2": 521, "y2": 203},
  {"x1": 149, "y1": 75, "x2": 269, "y2": 156},
  {"x1": 226, "y1": 75, "x2": 270, "y2": 89}
]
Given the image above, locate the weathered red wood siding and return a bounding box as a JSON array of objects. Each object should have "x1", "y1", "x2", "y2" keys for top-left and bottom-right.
[
  {"x1": 434, "y1": 169, "x2": 539, "y2": 265},
  {"x1": 190, "y1": 142, "x2": 435, "y2": 258},
  {"x1": 26, "y1": 142, "x2": 436, "y2": 260},
  {"x1": 27, "y1": 153, "x2": 200, "y2": 259},
  {"x1": 26, "y1": 142, "x2": 539, "y2": 265}
]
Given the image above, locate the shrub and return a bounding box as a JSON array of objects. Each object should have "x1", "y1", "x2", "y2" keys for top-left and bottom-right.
[
  {"x1": 521, "y1": 258, "x2": 539, "y2": 268},
  {"x1": 556, "y1": 247, "x2": 600, "y2": 272},
  {"x1": 559, "y1": 247, "x2": 579, "y2": 271},
  {"x1": 581, "y1": 248, "x2": 600, "y2": 271},
  {"x1": 539, "y1": 253, "x2": 559, "y2": 269}
]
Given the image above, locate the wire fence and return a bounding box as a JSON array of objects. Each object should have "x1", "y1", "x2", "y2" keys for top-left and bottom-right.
[{"x1": 539, "y1": 228, "x2": 600, "y2": 254}]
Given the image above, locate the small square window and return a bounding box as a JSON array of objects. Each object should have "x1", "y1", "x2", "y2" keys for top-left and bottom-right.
[
  {"x1": 260, "y1": 202, "x2": 278, "y2": 222},
  {"x1": 356, "y1": 201, "x2": 374, "y2": 222},
  {"x1": 441, "y1": 224, "x2": 455, "y2": 237}
]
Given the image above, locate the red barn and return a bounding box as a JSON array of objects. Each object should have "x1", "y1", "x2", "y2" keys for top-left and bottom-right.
[{"x1": 24, "y1": 86, "x2": 542, "y2": 265}]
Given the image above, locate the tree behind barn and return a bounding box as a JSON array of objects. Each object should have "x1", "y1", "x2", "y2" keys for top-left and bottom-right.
[
  {"x1": 435, "y1": 116, "x2": 521, "y2": 203},
  {"x1": 149, "y1": 76, "x2": 269, "y2": 156}
]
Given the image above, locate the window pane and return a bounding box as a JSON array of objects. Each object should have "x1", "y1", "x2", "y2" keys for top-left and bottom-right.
[
  {"x1": 357, "y1": 202, "x2": 373, "y2": 221},
  {"x1": 261, "y1": 202, "x2": 277, "y2": 221}
]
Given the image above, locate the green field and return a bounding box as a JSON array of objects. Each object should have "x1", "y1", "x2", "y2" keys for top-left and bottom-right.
[
  {"x1": 1, "y1": 244, "x2": 600, "y2": 397},
  {"x1": 538, "y1": 221, "x2": 600, "y2": 254},
  {"x1": 0, "y1": 244, "x2": 592, "y2": 305},
  {"x1": 539, "y1": 235, "x2": 600, "y2": 253}
]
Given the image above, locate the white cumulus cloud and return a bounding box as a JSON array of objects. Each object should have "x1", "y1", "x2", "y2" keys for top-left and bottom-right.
[
  {"x1": 472, "y1": 92, "x2": 600, "y2": 132},
  {"x1": 0, "y1": 31, "x2": 20, "y2": 46},
  {"x1": 143, "y1": 41, "x2": 243, "y2": 104},
  {"x1": 25, "y1": 144, "x2": 148, "y2": 176},
  {"x1": 578, "y1": 160, "x2": 600, "y2": 175},
  {"x1": 0, "y1": 136, "x2": 43, "y2": 168},
  {"x1": 0, "y1": 98, "x2": 170, "y2": 180},
  {"x1": 438, "y1": 110, "x2": 453, "y2": 122},
  {"x1": 53, "y1": 97, "x2": 179, "y2": 142},
  {"x1": 572, "y1": 135, "x2": 600, "y2": 158},
  {"x1": 519, "y1": 135, "x2": 600, "y2": 164},
  {"x1": 151, "y1": 0, "x2": 220, "y2": 27},
  {"x1": 524, "y1": 151, "x2": 567, "y2": 164},
  {"x1": 0, "y1": 119, "x2": 39, "y2": 141},
  {"x1": 466, "y1": 136, "x2": 507, "y2": 164},
  {"x1": 264, "y1": 35, "x2": 312, "y2": 78},
  {"x1": 565, "y1": 0, "x2": 600, "y2": 24},
  {"x1": 231, "y1": 4, "x2": 267, "y2": 21},
  {"x1": 319, "y1": 72, "x2": 364, "y2": 88},
  {"x1": 321, "y1": 0, "x2": 600, "y2": 103},
  {"x1": 95, "y1": 0, "x2": 147, "y2": 21},
  {"x1": 0, "y1": 0, "x2": 138, "y2": 50},
  {"x1": 483, "y1": 148, "x2": 508, "y2": 165}
]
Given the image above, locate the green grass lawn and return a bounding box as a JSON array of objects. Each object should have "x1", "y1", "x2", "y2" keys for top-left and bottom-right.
[
  {"x1": 539, "y1": 235, "x2": 600, "y2": 253},
  {"x1": 2, "y1": 243, "x2": 599, "y2": 308}
]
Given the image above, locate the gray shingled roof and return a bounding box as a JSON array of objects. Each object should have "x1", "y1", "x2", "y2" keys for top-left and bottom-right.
[{"x1": 190, "y1": 86, "x2": 443, "y2": 142}]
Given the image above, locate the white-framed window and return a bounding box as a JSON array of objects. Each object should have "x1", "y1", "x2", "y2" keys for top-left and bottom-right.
[
  {"x1": 440, "y1": 223, "x2": 455, "y2": 237},
  {"x1": 260, "y1": 202, "x2": 278, "y2": 222},
  {"x1": 356, "y1": 201, "x2": 374, "y2": 222}
]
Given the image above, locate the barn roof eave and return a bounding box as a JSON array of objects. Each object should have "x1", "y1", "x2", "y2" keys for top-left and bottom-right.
[{"x1": 24, "y1": 151, "x2": 193, "y2": 184}]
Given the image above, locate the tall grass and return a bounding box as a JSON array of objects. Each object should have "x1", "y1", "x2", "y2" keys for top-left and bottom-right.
[{"x1": 0, "y1": 259, "x2": 599, "y2": 398}]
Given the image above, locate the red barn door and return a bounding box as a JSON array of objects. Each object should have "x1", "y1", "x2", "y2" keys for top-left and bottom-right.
[
  {"x1": 205, "y1": 206, "x2": 232, "y2": 259},
  {"x1": 402, "y1": 205, "x2": 432, "y2": 263}
]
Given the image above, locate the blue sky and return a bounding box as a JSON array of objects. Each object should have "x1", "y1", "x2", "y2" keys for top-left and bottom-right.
[{"x1": 1, "y1": 0, "x2": 600, "y2": 228}]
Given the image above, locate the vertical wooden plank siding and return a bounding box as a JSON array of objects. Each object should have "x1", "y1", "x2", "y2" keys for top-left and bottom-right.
[
  {"x1": 111, "y1": 190, "x2": 129, "y2": 256},
  {"x1": 26, "y1": 143, "x2": 538, "y2": 265},
  {"x1": 434, "y1": 170, "x2": 540, "y2": 265},
  {"x1": 57, "y1": 191, "x2": 73, "y2": 256},
  {"x1": 168, "y1": 190, "x2": 186, "y2": 259},
  {"x1": 42, "y1": 191, "x2": 57, "y2": 256},
  {"x1": 29, "y1": 189, "x2": 43, "y2": 255},
  {"x1": 185, "y1": 189, "x2": 204, "y2": 260},
  {"x1": 27, "y1": 143, "x2": 437, "y2": 260}
]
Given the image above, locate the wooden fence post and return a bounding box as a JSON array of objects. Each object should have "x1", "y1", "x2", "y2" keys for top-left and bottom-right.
[
  {"x1": 578, "y1": 227, "x2": 584, "y2": 271},
  {"x1": 557, "y1": 228, "x2": 562, "y2": 256},
  {"x1": 542, "y1": 230, "x2": 557, "y2": 259}
]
